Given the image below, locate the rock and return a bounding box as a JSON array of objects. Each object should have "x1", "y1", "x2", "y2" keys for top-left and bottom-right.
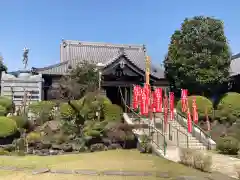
[
  {"x1": 52, "y1": 144, "x2": 62, "y2": 150},
  {"x1": 34, "y1": 149, "x2": 49, "y2": 156},
  {"x1": 90, "y1": 143, "x2": 107, "y2": 152},
  {"x1": 108, "y1": 143, "x2": 122, "y2": 150},
  {"x1": 35, "y1": 142, "x2": 43, "y2": 150},
  {"x1": 62, "y1": 144, "x2": 73, "y2": 152},
  {"x1": 32, "y1": 168, "x2": 50, "y2": 175},
  {"x1": 72, "y1": 144, "x2": 87, "y2": 152},
  {"x1": 74, "y1": 169, "x2": 99, "y2": 175},
  {"x1": 27, "y1": 147, "x2": 34, "y2": 154},
  {"x1": 50, "y1": 169, "x2": 74, "y2": 174},
  {"x1": 102, "y1": 138, "x2": 112, "y2": 146},
  {"x1": 41, "y1": 141, "x2": 52, "y2": 149},
  {"x1": 49, "y1": 149, "x2": 59, "y2": 155}
]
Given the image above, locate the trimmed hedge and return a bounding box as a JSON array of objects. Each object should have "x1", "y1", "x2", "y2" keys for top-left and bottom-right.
[
  {"x1": 176, "y1": 95, "x2": 213, "y2": 121},
  {"x1": 215, "y1": 92, "x2": 240, "y2": 124},
  {"x1": 104, "y1": 104, "x2": 123, "y2": 122},
  {"x1": 59, "y1": 102, "x2": 75, "y2": 120},
  {"x1": 9, "y1": 115, "x2": 27, "y2": 129},
  {"x1": 0, "y1": 117, "x2": 18, "y2": 137},
  {"x1": 0, "y1": 105, "x2": 7, "y2": 116},
  {"x1": 0, "y1": 96, "x2": 12, "y2": 112},
  {"x1": 216, "y1": 136, "x2": 239, "y2": 155}
]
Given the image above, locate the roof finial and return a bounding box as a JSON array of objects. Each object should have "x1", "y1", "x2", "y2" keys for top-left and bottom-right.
[
  {"x1": 143, "y1": 44, "x2": 146, "y2": 53},
  {"x1": 62, "y1": 39, "x2": 67, "y2": 48},
  {"x1": 118, "y1": 47, "x2": 125, "y2": 54}
]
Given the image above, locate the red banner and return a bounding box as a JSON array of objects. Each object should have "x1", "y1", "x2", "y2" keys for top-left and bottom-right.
[
  {"x1": 151, "y1": 92, "x2": 156, "y2": 113},
  {"x1": 144, "y1": 84, "x2": 151, "y2": 106},
  {"x1": 137, "y1": 86, "x2": 142, "y2": 105},
  {"x1": 169, "y1": 92, "x2": 174, "y2": 120},
  {"x1": 192, "y1": 97, "x2": 198, "y2": 124},
  {"x1": 187, "y1": 108, "x2": 192, "y2": 133},
  {"x1": 154, "y1": 88, "x2": 162, "y2": 112},
  {"x1": 132, "y1": 85, "x2": 139, "y2": 110},
  {"x1": 163, "y1": 95, "x2": 168, "y2": 131},
  {"x1": 181, "y1": 89, "x2": 188, "y2": 112},
  {"x1": 140, "y1": 88, "x2": 148, "y2": 116}
]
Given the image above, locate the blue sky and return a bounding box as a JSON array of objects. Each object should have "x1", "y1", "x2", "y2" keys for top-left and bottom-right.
[{"x1": 0, "y1": 0, "x2": 239, "y2": 71}]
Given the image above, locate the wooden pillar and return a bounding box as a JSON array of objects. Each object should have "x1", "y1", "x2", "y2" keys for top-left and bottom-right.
[
  {"x1": 145, "y1": 56, "x2": 150, "y2": 85},
  {"x1": 124, "y1": 87, "x2": 128, "y2": 112},
  {"x1": 129, "y1": 86, "x2": 132, "y2": 112}
]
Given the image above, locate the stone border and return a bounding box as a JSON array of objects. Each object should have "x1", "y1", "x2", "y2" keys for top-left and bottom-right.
[
  {"x1": 0, "y1": 165, "x2": 236, "y2": 179},
  {"x1": 0, "y1": 166, "x2": 164, "y2": 177}
]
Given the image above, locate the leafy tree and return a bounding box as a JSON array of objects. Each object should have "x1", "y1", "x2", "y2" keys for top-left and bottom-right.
[
  {"x1": 59, "y1": 60, "x2": 99, "y2": 100},
  {"x1": 0, "y1": 55, "x2": 7, "y2": 72},
  {"x1": 164, "y1": 16, "x2": 231, "y2": 97}
]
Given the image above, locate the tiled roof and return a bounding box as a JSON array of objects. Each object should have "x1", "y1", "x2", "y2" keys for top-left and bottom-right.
[
  {"x1": 230, "y1": 53, "x2": 240, "y2": 76},
  {"x1": 34, "y1": 40, "x2": 165, "y2": 79}
]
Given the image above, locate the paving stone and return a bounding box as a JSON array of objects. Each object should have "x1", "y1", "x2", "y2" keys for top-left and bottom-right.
[
  {"x1": 50, "y1": 169, "x2": 74, "y2": 174},
  {"x1": 155, "y1": 172, "x2": 170, "y2": 178},
  {"x1": 175, "y1": 176, "x2": 206, "y2": 180},
  {"x1": 15, "y1": 167, "x2": 28, "y2": 171},
  {"x1": 74, "y1": 169, "x2": 99, "y2": 175},
  {"x1": 0, "y1": 166, "x2": 17, "y2": 171},
  {"x1": 102, "y1": 171, "x2": 152, "y2": 176},
  {"x1": 32, "y1": 168, "x2": 50, "y2": 175}
]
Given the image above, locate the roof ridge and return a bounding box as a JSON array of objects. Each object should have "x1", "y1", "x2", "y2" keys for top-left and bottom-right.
[
  {"x1": 32, "y1": 61, "x2": 68, "y2": 71},
  {"x1": 62, "y1": 40, "x2": 144, "y2": 49},
  {"x1": 232, "y1": 53, "x2": 240, "y2": 60}
]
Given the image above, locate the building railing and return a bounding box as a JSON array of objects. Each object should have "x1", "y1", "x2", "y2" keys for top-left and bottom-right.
[
  {"x1": 119, "y1": 87, "x2": 167, "y2": 155},
  {"x1": 174, "y1": 110, "x2": 216, "y2": 149}
]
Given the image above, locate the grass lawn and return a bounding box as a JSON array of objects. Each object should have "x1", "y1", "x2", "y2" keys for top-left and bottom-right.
[{"x1": 0, "y1": 150, "x2": 212, "y2": 180}]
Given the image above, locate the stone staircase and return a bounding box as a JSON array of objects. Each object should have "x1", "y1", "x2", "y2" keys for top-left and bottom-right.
[
  {"x1": 124, "y1": 111, "x2": 216, "y2": 152},
  {"x1": 166, "y1": 120, "x2": 207, "y2": 150}
]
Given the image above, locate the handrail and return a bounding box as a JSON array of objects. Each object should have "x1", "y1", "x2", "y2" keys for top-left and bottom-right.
[
  {"x1": 118, "y1": 86, "x2": 167, "y2": 155},
  {"x1": 157, "y1": 112, "x2": 189, "y2": 149},
  {"x1": 176, "y1": 110, "x2": 210, "y2": 137},
  {"x1": 175, "y1": 110, "x2": 214, "y2": 149}
]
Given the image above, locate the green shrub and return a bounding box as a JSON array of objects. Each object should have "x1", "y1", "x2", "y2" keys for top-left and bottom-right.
[
  {"x1": 29, "y1": 101, "x2": 56, "y2": 122},
  {"x1": 10, "y1": 150, "x2": 25, "y2": 156},
  {"x1": 176, "y1": 95, "x2": 213, "y2": 121},
  {"x1": 193, "y1": 151, "x2": 212, "y2": 172},
  {"x1": 0, "y1": 117, "x2": 17, "y2": 137},
  {"x1": 216, "y1": 136, "x2": 239, "y2": 155},
  {"x1": 26, "y1": 132, "x2": 42, "y2": 143},
  {"x1": 215, "y1": 92, "x2": 240, "y2": 124},
  {"x1": 0, "y1": 105, "x2": 7, "y2": 116},
  {"x1": 59, "y1": 103, "x2": 75, "y2": 120},
  {"x1": 96, "y1": 95, "x2": 112, "y2": 106},
  {"x1": 104, "y1": 104, "x2": 123, "y2": 122},
  {"x1": 79, "y1": 94, "x2": 112, "y2": 115},
  {"x1": 179, "y1": 148, "x2": 212, "y2": 172},
  {"x1": 9, "y1": 115, "x2": 27, "y2": 129},
  {"x1": 179, "y1": 148, "x2": 194, "y2": 166},
  {"x1": 0, "y1": 96, "x2": 12, "y2": 112},
  {"x1": 1, "y1": 144, "x2": 15, "y2": 152},
  {"x1": 53, "y1": 133, "x2": 69, "y2": 144},
  {"x1": 0, "y1": 148, "x2": 9, "y2": 155},
  {"x1": 138, "y1": 135, "x2": 152, "y2": 153}
]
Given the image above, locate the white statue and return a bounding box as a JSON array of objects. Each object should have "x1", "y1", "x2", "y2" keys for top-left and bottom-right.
[{"x1": 22, "y1": 48, "x2": 29, "y2": 69}]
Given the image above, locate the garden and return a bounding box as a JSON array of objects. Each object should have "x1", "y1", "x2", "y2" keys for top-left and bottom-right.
[
  {"x1": 0, "y1": 93, "x2": 143, "y2": 156},
  {"x1": 175, "y1": 92, "x2": 240, "y2": 157}
]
